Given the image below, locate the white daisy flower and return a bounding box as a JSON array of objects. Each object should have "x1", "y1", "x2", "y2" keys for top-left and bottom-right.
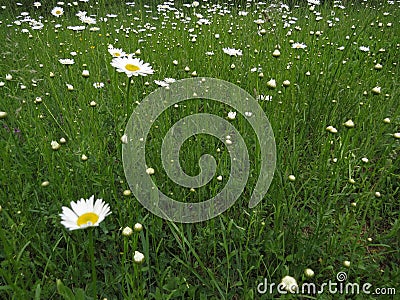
[
  {"x1": 292, "y1": 42, "x2": 307, "y2": 49},
  {"x1": 60, "y1": 195, "x2": 111, "y2": 231},
  {"x1": 79, "y1": 15, "x2": 96, "y2": 24},
  {"x1": 154, "y1": 80, "x2": 169, "y2": 87},
  {"x1": 359, "y1": 46, "x2": 370, "y2": 52},
  {"x1": 164, "y1": 78, "x2": 176, "y2": 84},
  {"x1": 222, "y1": 47, "x2": 243, "y2": 57},
  {"x1": 108, "y1": 47, "x2": 126, "y2": 58},
  {"x1": 227, "y1": 111, "x2": 236, "y2": 120},
  {"x1": 59, "y1": 58, "x2": 75, "y2": 65},
  {"x1": 51, "y1": 7, "x2": 64, "y2": 17},
  {"x1": 257, "y1": 94, "x2": 272, "y2": 101},
  {"x1": 307, "y1": 0, "x2": 320, "y2": 5},
  {"x1": 93, "y1": 82, "x2": 104, "y2": 89},
  {"x1": 111, "y1": 55, "x2": 154, "y2": 77}
]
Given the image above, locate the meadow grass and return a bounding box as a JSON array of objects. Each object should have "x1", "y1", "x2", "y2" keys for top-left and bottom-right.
[{"x1": 0, "y1": 0, "x2": 399, "y2": 299}]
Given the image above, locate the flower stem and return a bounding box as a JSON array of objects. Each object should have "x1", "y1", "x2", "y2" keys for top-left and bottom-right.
[
  {"x1": 89, "y1": 229, "x2": 97, "y2": 299},
  {"x1": 126, "y1": 77, "x2": 132, "y2": 106}
]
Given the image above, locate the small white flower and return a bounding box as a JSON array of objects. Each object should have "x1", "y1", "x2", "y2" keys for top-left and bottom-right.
[
  {"x1": 111, "y1": 55, "x2": 154, "y2": 77},
  {"x1": 257, "y1": 95, "x2": 272, "y2": 101},
  {"x1": 59, "y1": 58, "x2": 75, "y2": 65},
  {"x1": 89, "y1": 101, "x2": 97, "y2": 107},
  {"x1": 60, "y1": 137, "x2": 67, "y2": 144},
  {"x1": 227, "y1": 111, "x2": 236, "y2": 120},
  {"x1": 393, "y1": 132, "x2": 400, "y2": 139},
  {"x1": 216, "y1": 175, "x2": 223, "y2": 181},
  {"x1": 81, "y1": 154, "x2": 88, "y2": 161},
  {"x1": 0, "y1": 111, "x2": 7, "y2": 119},
  {"x1": 222, "y1": 47, "x2": 243, "y2": 57},
  {"x1": 349, "y1": 178, "x2": 356, "y2": 184},
  {"x1": 374, "y1": 63, "x2": 383, "y2": 70},
  {"x1": 5, "y1": 74, "x2": 12, "y2": 81},
  {"x1": 292, "y1": 42, "x2": 307, "y2": 49},
  {"x1": 343, "y1": 260, "x2": 351, "y2": 268},
  {"x1": 134, "y1": 251, "x2": 145, "y2": 264},
  {"x1": 283, "y1": 80, "x2": 291, "y2": 87},
  {"x1": 66, "y1": 84, "x2": 74, "y2": 91},
  {"x1": 383, "y1": 117, "x2": 390, "y2": 124},
  {"x1": 359, "y1": 46, "x2": 370, "y2": 52},
  {"x1": 288, "y1": 175, "x2": 296, "y2": 182},
  {"x1": 375, "y1": 192, "x2": 381, "y2": 198},
  {"x1": 51, "y1": 6, "x2": 64, "y2": 17},
  {"x1": 154, "y1": 80, "x2": 169, "y2": 87},
  {"x1": 93, "y1": 82, "x2": 104, "y2": 89}
]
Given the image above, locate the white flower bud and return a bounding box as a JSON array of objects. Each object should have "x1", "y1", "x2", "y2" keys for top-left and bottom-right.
[
  {"x1": 134, "y1": 223, "x2": 143, "y2": 232},
  {"x1": 51, "y1": 140, "x2": 61, "y2": 150},
  {"x1": 304, "y1": 268, "x2": 314, "y2": 278},
  {"x1": 134, "y1": 251, "x2": 145, "y2": 264},
  {"x1": 122, "y1": 226, "x2": 133, "y2": 236}
]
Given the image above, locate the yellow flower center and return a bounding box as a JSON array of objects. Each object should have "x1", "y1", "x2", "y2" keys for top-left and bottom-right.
[
  {"x1": 125, "y1": 64, "x2": 140, "y2": 72},
  {"x1": 77, "y1": 212, "x2": 99, "y2": 227},
  {"x1": 114, "y1": 52, "x2": 121, "y2": 57},
  {"x1": 56, "y1": 10, "x2": 62, "y2": 14}
]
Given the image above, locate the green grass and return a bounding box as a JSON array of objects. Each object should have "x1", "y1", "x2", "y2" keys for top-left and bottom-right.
[{"x1": 0, "y1": 0, "x2": 399, "y2": 299}]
